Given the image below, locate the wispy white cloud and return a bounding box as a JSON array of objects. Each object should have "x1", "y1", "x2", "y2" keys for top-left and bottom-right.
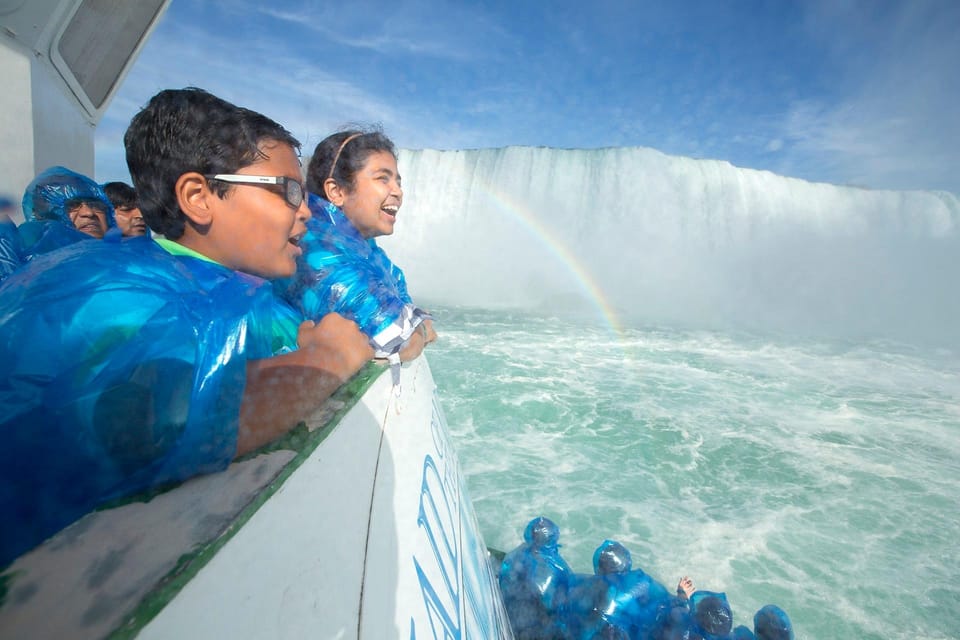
[
  {"x1": 97, "y1": 11, "x2": 409, "y2": 178},
  {"x1": 96, "y1": 0, "x2": 960, "y2": 194},
  {"x1": 254, "y1": 0, "x2": 506, "y2": 62},
  {"x1": 770, "y1": 0, "x2": 960, "y2": 192}
]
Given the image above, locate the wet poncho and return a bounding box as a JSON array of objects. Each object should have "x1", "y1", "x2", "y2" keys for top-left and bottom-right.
[
  {"x1": 3, "y1": 166, "x2": 121, "y2": 275},
  {"x1": 498, "y1": 517, "x2": 793, "y2": 640},
  {"x1": 0, "y1": 219, "x2": 23, "y2": 280},
  {"x1": 499, "y1": 517, "x2": 575, "y2": 640},
  {"x1": 275, "y1": 194, "x2": 428, "y2": 359},
  {"x1": 566, "y1": 540, "x2": 672, "y2": 640},
  {"x1": 658, "y1": 591, "x2": 734, "y2": 640},
  {"x1": 0, "y1": 235, "x2": 289, "y2": 566},
  {"x1": 752, "y1": 605, "x2": 793, "y2": 640},
  {"x1": 732, "y1": 625, "x2": 757, "y2": 639},
  {"x1": 22, "y1": 165, "x2": 116, "y2": 229}
]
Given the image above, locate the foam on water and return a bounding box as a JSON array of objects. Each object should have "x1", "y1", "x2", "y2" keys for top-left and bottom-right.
[{"x1": 428, "y1": 306, "x2": 959, "y2": 640}]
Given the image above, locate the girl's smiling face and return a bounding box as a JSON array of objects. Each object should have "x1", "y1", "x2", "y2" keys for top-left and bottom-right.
[{"x1": 332, "y1": 150, "x2": 403, "y2": 239}]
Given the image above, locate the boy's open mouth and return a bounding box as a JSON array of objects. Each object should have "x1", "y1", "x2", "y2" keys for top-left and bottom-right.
[{"x1": 288, "y1": 232, "x2": 304, "y2": 251}]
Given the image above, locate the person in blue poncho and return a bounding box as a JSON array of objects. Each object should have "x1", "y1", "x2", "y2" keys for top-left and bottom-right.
[
  {"x1": 751, "y1": 605, "x2": 793, "y2": 640},
  {"x1": 654, "y1": 590, "x2": 735, "y2": 640},
  {"x1": 567, "y1": 540, "x2": 675, "y2": 640},
  {"x1": 21, "y1": 164, "x2": 117, "y2": 242},
  {"x1": 0, "y1": 88, "x2": 373, "y2": 566},
  {"x1": 0, "y1": 196, "x2": 21, "y2": 279},
  {"x1": 0, "y1": 167, "x2": 117, "y2": 281},
  {"x1": 276, "y1": 129, "x2": 437, "y2": 366},
  {"x1": 499, "y1": 516, "x2": 576, "y2": 639}
]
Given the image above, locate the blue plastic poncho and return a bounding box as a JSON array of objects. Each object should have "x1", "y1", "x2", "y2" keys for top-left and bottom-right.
[
  {"x1": 686, "y1": 591, "x2": 734, "y2": 640},
  {"x1": 13, "y1": 166, "x2": 119, "y2": 265},
  {"x1": 0, "y1": 236, "x2": 284, "y2": 566},
  {"x1": 752, "y1": 605, "x2": 793, "y2": 640},
  {"x1": 499, "y1": 516, "x2": 575, "y2": 640},
  {"x1": 566, "y1": 540, "x2": 672, "y2": 640},
  {"x1": 22, "y1": 166, "x2": 116, "y2": 228},
  {"x1": 0, "y1": 218, "x2": 24, "y2": 280},
  {"x1": 275, "y1": 194, "x2": 427, "y2": 357},
  {"x1": 732, "y1": 625, "x2": 757, "y2": 640}
]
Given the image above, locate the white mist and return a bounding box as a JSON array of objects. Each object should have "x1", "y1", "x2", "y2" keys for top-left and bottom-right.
[{"x1": 382, "y1": 146, "x2": 959, "y2": 346}]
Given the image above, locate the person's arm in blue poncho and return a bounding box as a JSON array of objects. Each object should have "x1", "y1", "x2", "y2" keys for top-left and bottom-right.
[
  {"x1": 0, "y1": 218, "x2": 24, "y2": 280},
  {"x1": 279, "y1": 208, "x2": 435, "y2": 362},
  {"x1": 0, "y1": 239, "x2": 374, "y2": 566}
]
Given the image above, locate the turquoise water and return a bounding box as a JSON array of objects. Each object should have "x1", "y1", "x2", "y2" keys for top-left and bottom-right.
[{"x1": 426, "y1": 305, "x2": 960, "y2": 640}]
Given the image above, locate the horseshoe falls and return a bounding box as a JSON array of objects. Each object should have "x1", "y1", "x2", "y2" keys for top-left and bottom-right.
[
  {"x1": 389, "y1": 146, "x2": 958, "y2": 345},
  {"x1": 379, "y1": 146, "x2": 960, "y2": 640}
]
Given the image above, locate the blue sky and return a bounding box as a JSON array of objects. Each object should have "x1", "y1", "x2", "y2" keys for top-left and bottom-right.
[{"x1": 95, "y1": 0, "x2": 960, "y2": 195}]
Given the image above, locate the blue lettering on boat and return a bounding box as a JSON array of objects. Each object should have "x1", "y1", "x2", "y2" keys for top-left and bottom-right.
[{"x1": 411, "y1": 394, "x2": 510, "y2": 639}]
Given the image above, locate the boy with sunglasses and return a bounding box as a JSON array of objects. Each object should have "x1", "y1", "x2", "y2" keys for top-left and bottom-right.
[{"x1": 0, "y1": 88, "x2": 373, "y2": 565}]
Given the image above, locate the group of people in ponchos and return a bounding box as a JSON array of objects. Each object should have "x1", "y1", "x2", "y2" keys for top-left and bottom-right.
[{"x1": 499, "y1": 517, "x2": 795, "y2": 640}]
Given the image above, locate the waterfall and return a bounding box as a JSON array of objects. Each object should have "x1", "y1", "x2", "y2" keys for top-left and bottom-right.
[{"x1": 379, "y1": 145, "x2": 960, "y2": 346}]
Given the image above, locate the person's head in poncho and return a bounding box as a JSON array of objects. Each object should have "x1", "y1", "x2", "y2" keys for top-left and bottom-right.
[
  {"x1": 524, "y1": 516, "x2": 563, "y2": 550},
  {"x1": 593, "y1": 539, "x2": 632, "y2": 575},
  {"x1": 22, "y1": 166, "x2": 115, "y2": 239},
  {"x1": 754, "y1": 604, "x2": 793, "y2": 640},
  {"x1": 691, "y1": 591, "x2": 734, "y2": 639},
  {"x1": 306, "y1": 129, "x2": 402, "y2": 239}
]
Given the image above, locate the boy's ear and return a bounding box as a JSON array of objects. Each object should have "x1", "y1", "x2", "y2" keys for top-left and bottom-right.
[
  {"x1": 323, "y1": 178, "x2": 345, "y2": 206},
  {"x1": 176, "y1": 172, "x2": 217, "y2": 226}
]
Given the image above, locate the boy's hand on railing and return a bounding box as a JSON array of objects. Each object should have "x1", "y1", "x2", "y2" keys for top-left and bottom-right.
[{"x1": 297, "y1": 314, "x2": 374, "y2": 381}]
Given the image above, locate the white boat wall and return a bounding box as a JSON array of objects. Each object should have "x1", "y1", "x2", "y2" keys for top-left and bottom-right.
[{"x1": 1, "y1": 357, "x2": 514, "y2": 639}]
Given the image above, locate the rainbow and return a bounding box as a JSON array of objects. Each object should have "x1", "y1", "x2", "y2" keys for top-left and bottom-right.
[{"x1": 473, "y1": 180, "x2": 626, "y2": 338}]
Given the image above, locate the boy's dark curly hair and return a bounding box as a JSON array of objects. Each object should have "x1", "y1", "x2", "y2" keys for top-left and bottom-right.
[{"x1": 124, "y1": 87, "x2": 300, "y2": 239}]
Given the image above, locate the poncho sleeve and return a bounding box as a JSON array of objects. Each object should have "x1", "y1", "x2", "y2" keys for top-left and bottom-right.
[
  {"x1": 0, "y1": 238, "x2": 267, "y2": 564},
  {"x1": 277, "y1": 197, "x2": 426, "y2": 357},
  {"x1": 0, "y1": 219, "x2": 24, "y2": 281}
]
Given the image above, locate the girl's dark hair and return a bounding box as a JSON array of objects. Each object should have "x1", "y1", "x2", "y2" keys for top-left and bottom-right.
[
  {"x1": 124, "y1": 87, "x2": 300, "y2": 239},
  {"x1": 306, "y1": 128, "x2": 396, "y2": 199}
]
